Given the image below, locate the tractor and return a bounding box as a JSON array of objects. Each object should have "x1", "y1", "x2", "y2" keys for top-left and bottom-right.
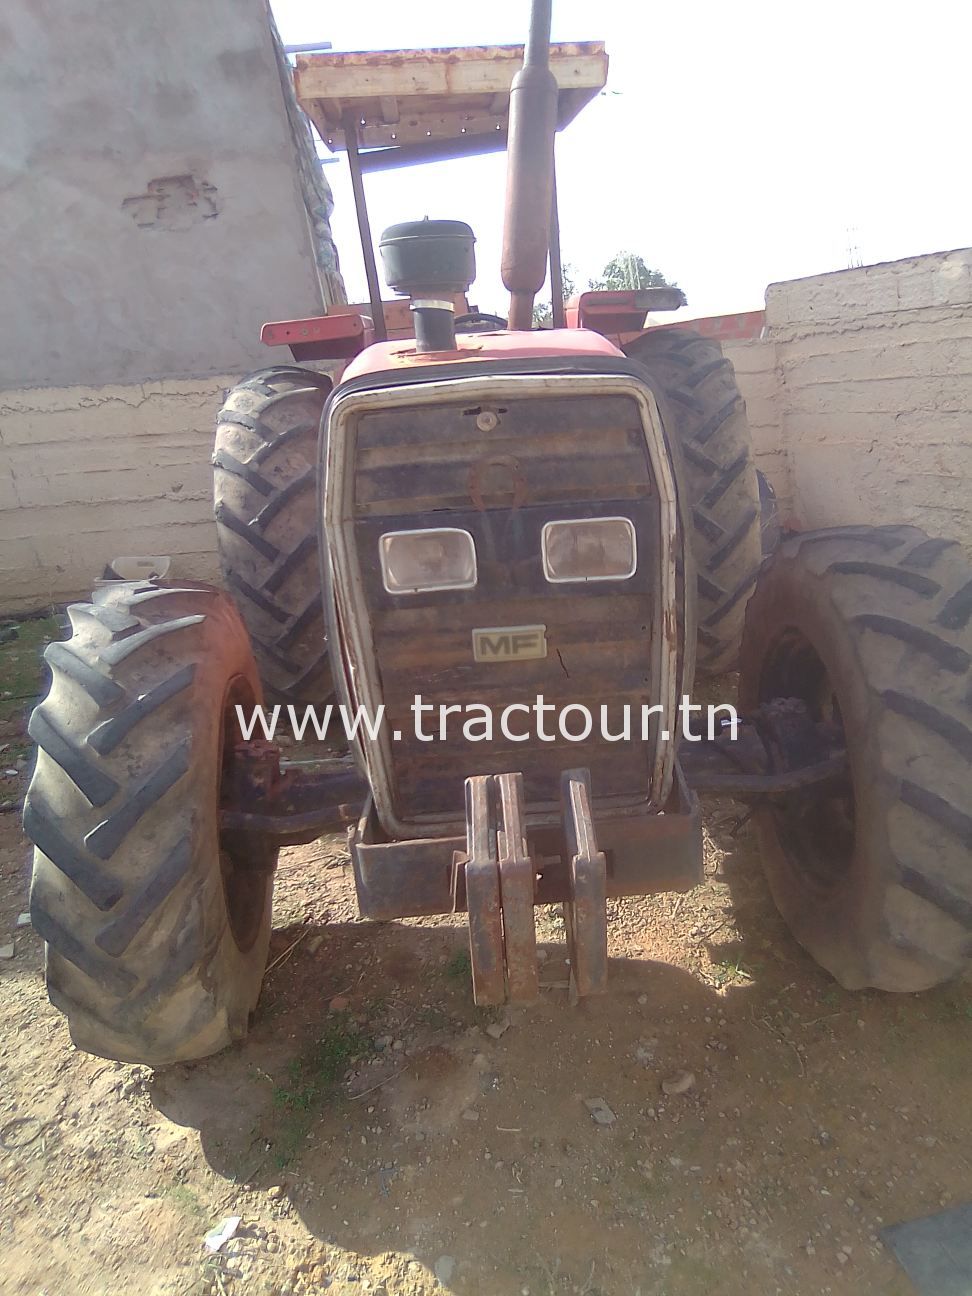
[{"x1": 24, "y1": 2, "x2": 972, "y2": 1065}]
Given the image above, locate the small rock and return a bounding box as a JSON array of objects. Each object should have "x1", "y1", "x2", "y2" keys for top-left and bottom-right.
[
  {"x1": 434, "y1": 1256, "x2": 456, "y2": 1283},
  {"x1": 485, "y1": 1019, "x2": 510, "y2": 1040},
  {"x1": 584, "y1": 1097, "x2": 616, "y2": 1126},
  {"x1": 661, "y1": 1070, "x2": 696, "y2": 1096},
  {"x1": 267, "y1": 1185, "x2": 284, "y2": 1200},
  {"x1": 462, "y1": 1109, "x2": 479, "y2": 1122},
  {"x1": 307, "y1": 935, "x2": 324, "y2": 954},
  {"x1": 329, "y1": 995, "x2": 350, "y2": 1013},
  {"x1": 0, "y1": 944, "x2": 14, "y2": 961},
  {"x1": 554, "y1": 1178, "x2": 563, "y2": 1188},
  {"x1": 15, "y1": 913, "x2": 30, "y2": 928},
  {"x1": 637, "y1": 994, "x2": 648, "y2": 1006},
  {"x1": 392, "y1": 1039, "x2": 404, "y2": 1051}
]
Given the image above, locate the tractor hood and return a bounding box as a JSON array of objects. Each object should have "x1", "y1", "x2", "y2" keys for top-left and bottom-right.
[{"x1": 341, "y1": 327, "x2": 623, "y2": 383}]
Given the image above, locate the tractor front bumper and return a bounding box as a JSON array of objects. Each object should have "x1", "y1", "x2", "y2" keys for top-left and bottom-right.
[
  {"x1": 350, "y1": 764, "x2": 702, "y2": 1004},
  {"x1": 351, "y1": 763, "x2": 701, "y2": 921}
]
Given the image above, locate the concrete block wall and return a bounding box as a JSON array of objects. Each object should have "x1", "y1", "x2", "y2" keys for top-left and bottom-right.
[
  {"x1": 726, "y1": 248, "x2": 972, "y2": 556},
  {"x1": 765, "y1": 249, "x2": 972, "y2": 551},
  {"x1": 722, "y1": 337, "x2": 789, "y2": 520},
  {"x1": 0, "y1": 380, "x2": 231, "y2": 610}
]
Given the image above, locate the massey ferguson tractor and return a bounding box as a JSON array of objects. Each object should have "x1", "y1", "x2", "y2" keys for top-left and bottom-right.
[{"x1": 24, "y1": 3, "x2": 972, "y2": 1064}]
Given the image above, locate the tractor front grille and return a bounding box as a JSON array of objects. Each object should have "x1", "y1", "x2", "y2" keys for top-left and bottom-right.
[{"x1": 339, "y1": 384, "x2": 663, "y2": 825}]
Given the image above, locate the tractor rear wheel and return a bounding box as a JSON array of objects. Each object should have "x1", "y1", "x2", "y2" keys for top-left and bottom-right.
[
  {"x1": 214, "y1": 366, "x2": 333, "y2": 705},
  {"x1": 624, "y1": 329, "x2": 762, "y2": 673},
  {"x1": 24, "y1": 582, "x2": 276, "y2": 1064},
  {"x1": 739, "y1": 525, "x2": 972, "y2": 992}
]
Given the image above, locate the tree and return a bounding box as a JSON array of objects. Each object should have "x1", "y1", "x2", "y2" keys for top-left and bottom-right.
[
  {"x1": 589, "y1": 253, "x2": 678, "y2": 293},
  {"x1": 532, "y1": 263, "x2": 578, "y2": 328}
]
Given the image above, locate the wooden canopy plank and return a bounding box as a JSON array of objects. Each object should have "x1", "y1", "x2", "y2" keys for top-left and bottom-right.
[{"x1": 295, "y1": 41, "x2": 607, "y2": 153}]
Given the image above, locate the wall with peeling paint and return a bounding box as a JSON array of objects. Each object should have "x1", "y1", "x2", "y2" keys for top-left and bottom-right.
[{"x1": 1, "y1": 0, "x2": 335, "y2": 389}]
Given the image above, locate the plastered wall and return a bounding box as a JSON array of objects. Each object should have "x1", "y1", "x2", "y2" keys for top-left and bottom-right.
[
  {"x1": 0, "y1": 0, "x2": 347, "y2": 613},
  {"x1": 0, "y1": 380, "x2": 229, "y2": 610},
  {"x1": 726, "y1": 248, "x2": 972, "y2": 555}
]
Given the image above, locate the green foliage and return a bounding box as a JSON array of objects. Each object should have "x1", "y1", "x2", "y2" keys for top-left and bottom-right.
[
  {"x1": 710, "y1": 956, "x2": 753, "y2": 987},
  {"x1": 272, "y1": 1016, "x2": 368, "y2": 1113},
  {"x1": 269, "y1": 1015, "x2": 371, "y2": 1167},
  {"x1": 589, "y1": 252, "x2": 678, "y2": 293},
  {"x1": 0, "y1": 613, "x2": 61, "y2": 729},
  {"x1": 532, "y1": 262, "x2": 578, "y2": 327},
  {"x1": 166, "y1": 1183, "x2": 205, "y2": 1217},
  {"x1": 444, "y1": 948, "x2": 472, "y2": 983}
]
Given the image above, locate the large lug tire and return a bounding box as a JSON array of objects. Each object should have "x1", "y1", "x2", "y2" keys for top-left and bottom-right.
[
  {"x1": 739, "y1": 525, "x2": 972, "y2": 992},
  {"x1": 214, "y1": 366, "x2": 333, "y2": 705},
  {"x1": 24, "y1": 582, "x2": 276, "y2": 1065},
  {"x1": 624, "y1": 329, "x2": 762, "y2": 673}
]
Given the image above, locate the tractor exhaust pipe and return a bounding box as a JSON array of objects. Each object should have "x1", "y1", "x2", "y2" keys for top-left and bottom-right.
[{"x1": 501, "y1": 0, "x2": 559, "y2": 331}]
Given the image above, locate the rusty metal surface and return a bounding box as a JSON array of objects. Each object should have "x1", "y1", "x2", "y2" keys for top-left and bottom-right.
[
  {"x1": 345, "y1": 386, "x2": 661, "y2": 824},
  {"x1": 458, "y1": 773, "x2": 540, "y2": 1006},
  {"x1": 501, "y1": 2, "x2": 559, "y2": 328},
  {"x1": 566, "y1": 288, "x2": 688, "y2": 336},
  {"x1": 495, "y1": 773, "x2": 539, "y2": 1004},
  {"x1": 561, "y1": 769, "x2": 608, "y2": 997},
  {"x1": 678, "y1": 700, "x2": 849, "y2": 796},
  {"x1": 343, "y1": 112, "x2": 387, "y2": 342},
  {"x1": 260, "y1": 313, "x2": 368, "y2": 362},
  {"x1": 220, "y1": 747, "x2": 368, "y2": 847},
  {"x1": 351, "y1": 764, "x2": 702, "y2": 922},
  {"x1": 462, "y1": 776, "x2": 507, "y2": 1006}
]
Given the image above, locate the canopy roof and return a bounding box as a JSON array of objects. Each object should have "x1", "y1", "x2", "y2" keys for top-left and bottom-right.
[{"x1": 294, "y1": 42, "x2": 608, "y2": 158}]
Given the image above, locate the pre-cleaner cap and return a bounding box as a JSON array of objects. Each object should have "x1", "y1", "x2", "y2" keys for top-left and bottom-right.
[{"x1": 379, "y1": 219, "x2": 476, "y2": 296}]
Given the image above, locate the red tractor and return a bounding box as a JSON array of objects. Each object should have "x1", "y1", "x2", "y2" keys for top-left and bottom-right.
[{"x1": 25, "y1": 3, "x2": 972, "y2": 1064}]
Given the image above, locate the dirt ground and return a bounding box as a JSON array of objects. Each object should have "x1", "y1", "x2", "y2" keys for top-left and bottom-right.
[{"x1": 1, "y1": 634, "x2": 970, "y2": 1296}]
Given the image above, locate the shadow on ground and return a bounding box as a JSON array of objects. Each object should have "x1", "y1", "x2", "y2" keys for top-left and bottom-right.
[{"x1": 146, "y1": 822, "x2": 972, "y2": 1296}]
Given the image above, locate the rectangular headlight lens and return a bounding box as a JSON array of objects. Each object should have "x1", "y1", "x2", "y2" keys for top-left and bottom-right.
[
  {"x1": 542, "y1": 517, "x2": 637, "y2": 583},
  {"x1": 379, "y1": 528, "x2": 477, "y2": 594}
]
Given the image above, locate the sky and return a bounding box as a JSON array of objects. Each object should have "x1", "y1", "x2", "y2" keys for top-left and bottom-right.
[{"x1": 271, "y1": 0, "x2": 972, "y2": 320}]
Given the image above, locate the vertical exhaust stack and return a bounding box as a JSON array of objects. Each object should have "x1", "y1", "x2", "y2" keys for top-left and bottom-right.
[{"x1": 501, "y1": 0, "x2": 559, "y2": 331}]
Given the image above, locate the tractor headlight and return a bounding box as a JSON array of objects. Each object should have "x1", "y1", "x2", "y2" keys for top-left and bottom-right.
[
  {"x1": 379, "y1": 528, "x2": 477, "y2": 594},
  {"x1": 542, "y1": 517, "x2": 637, "y2": 583}
]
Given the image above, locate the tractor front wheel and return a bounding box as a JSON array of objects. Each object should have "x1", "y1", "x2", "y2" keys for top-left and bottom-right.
[
  {"x1": 740, "y1": 525, "x2": 972, "y2": 992},
  {"x1": 24, "y1": 582, "x2": 276, "y2": 1065}
]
